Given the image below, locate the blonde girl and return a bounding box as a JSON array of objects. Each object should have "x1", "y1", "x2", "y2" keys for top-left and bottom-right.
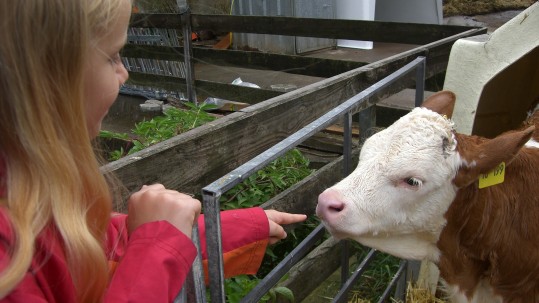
[{"x1": 0, "y1": 0, "x2": 306, "y2": 302}]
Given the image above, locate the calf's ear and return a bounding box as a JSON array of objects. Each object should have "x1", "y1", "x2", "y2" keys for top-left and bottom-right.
[
  {"x1": 454, "y1": 126, "x2": 535, "y2": 187},
  {"x1": 421, "y1": 91, "x2": 456, "y2": 118}
]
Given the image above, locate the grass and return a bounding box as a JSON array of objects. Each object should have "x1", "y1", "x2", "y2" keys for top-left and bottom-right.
[
  {"x1": 348, "y1": 250, "x2": 401, "y2": 302},
  {"x1": 99, "y1": 102, "x2": 217, "y2": 161}
]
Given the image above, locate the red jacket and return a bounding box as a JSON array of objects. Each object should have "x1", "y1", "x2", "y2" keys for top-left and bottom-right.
[{"x1": 0, "y1": 200, "x2": 268, "y2": 302}]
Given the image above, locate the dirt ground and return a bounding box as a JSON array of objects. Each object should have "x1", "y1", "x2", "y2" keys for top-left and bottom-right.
[
  {"x1": 443, "y1": 0, "x2": 536, "y2": 16},
  {"x1": 442, "y1": 0, "x2": 535, "y2": 32},
  {"x1": 443, "y1": 9, "x2": 525, "y2": 32}
]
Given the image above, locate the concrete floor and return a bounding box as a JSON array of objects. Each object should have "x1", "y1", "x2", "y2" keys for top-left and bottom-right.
[{"x1": 193, "y1": 42, "x2": 418, "y2": 92}]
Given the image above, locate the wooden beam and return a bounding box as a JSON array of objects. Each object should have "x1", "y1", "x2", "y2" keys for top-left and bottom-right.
[
  {"x1": 121, "y1": 44, "x2": 366, "y2": 78},
  {"x1": 129, "y1": 13, "x2": 483, "y2": 45},
  {"x1": 192, "y1": 15, "x2": 478, "y2": 45},
  {"x1": 126, "y1": 72, "x2": 282, "y2": 103}
]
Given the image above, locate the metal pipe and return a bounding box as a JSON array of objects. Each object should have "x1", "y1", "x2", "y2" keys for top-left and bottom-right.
[
  {"x1": 240, "y1": 224, "x2": 327, "y2": 302},
  {"x1": 203, "y1": 190, "x2": 226, "y2": 303},
  {"x1": 179, "y1": 3, "x2": 197, "y2": 104},
  {"x1": 332, "y1": 249, "x2": 378, "y2": 303},
  {"x1": 377, "y1": 260, "x2": 408, "y2": 303},
  {"x1": 415, "y1": 58, "x2": 426, "y2": 107}
]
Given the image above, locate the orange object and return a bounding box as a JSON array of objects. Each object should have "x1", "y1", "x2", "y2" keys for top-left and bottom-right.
[{"x1": 213, "y1": 34, "x2": 231, "y2": 49}]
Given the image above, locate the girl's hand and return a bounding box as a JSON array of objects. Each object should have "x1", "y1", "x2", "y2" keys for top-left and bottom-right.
[
  {"x1": 264, "y1": 210, "x2": 307, "y2": 245},
  {"x1": 127, "y1": 184, "x2": 201, "y2": 238}
]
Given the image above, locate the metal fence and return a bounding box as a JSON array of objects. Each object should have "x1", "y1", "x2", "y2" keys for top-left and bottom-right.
[
  {"x1": 177, "y1": 56, "x2": 427, "y2": 303},
  {"x1": 122, "y1": 2, "x2": 197, "y2": 103}
]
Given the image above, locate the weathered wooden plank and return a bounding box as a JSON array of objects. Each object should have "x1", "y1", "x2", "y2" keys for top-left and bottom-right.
[
  {"x1": 102, "y1": 28, "x2": 486, "y2": 207},
  {"x1": 130, "y1": 13, "x2": 183, "y2": 29},
  {"x1": 126, "y1": 71, "x2": 282, "y2": 103},
  {"x1": 121, "y1": 44, "x2": 366, "y2": 78},
  {"x1": 130, "y1": 13, "x2": 479, "y2": 45},
  {"x1": 278, "y1": 237, "x2": 344, "y2": 303},
  {"x1": 192, "y1": 15, "x2": 477, "y2": 45}
]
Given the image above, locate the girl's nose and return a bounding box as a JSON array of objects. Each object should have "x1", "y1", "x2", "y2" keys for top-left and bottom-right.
[{"x1": 118, "y1": 62, "x2": 129, "y2": 86}]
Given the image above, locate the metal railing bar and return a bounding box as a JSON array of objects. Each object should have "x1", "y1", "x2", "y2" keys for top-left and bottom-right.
[
  {"x1": 376, "y1": 260, "x2": 408, "y2": 303},
  {"x1": 414, "y1": 58, "x2": 426, "y2": 107},
  {"x1": 174, "y1": 222, "x2": 206, "y2": 303},
  {"x1": 180, "y1": 7, "x2": 197, "y2": 104},
  {"x1": 127, "y1": 34, "x2": 162, "y2": 42},
  {"x1": 240, "y1": 224, "x2": 327, "y2": 303},
  {"x1": 202, "y1": 190, "x2": 226, "y2": 303},
  {"x1": 175, "y1": 1, "x2": 203, "y2": 300},
  {"x1": 340, "y1": 110, "x2": 353, "y2": 286},
  {"x1": 190, "y1": 223, "x2": 207, "y2": 302},
  {"x1": 332, "y1": 249, "x2": 378, "y2": 303},
  {"x1": 343, "y1": 111, "x2": 353, "y2": 177},
  {"x1": 201, "y1": 56, "x2": 426, "y2": 303}
]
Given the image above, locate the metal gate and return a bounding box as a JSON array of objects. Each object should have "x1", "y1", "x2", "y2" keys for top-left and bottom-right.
[{"x1": 179, "y1": 56, "x2": 427, "y2": 303}]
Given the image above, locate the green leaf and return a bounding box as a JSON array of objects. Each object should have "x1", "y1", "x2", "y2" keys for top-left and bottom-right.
[{"x1": 273, "y1": 287, "x2": 294, "y2": 302}]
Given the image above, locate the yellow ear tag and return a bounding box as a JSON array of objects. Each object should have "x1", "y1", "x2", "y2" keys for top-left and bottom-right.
[{"x1": 478, "y1": 162, "x2": 505, "y2": 189}]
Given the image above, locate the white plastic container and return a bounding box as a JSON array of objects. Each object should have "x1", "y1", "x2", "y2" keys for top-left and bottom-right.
[{"x1": 335, "y1": 0, "x2": 376, "y2": 49}]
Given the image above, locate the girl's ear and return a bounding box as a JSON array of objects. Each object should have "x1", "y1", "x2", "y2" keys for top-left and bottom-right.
[{"x1": 421, "y1": 91, "x2": 456, "y2": 118}]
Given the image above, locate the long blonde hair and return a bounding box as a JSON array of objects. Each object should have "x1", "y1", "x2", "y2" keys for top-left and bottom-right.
[{"x1": 0, "y1": 0, "x2": 127, "y2": 301}]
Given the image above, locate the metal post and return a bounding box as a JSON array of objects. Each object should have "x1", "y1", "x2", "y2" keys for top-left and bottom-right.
[
  {"x1": 178, "y1": 0, "x2": 197, "y2": 104},
  {"x1": 203, "y1": 190, "x2": 226, "y2": 303},
  {"x1": 340, "y1": 111, "x2": 353, "y2": 286},
  {"x1": 332, "y1": 249, "x2": 378, "y2": 303},
  {"x1": 174, "y1": 224, "x2": 206, "y2": 303},
  {"x1": 415, "y1": 56, "x2": 426, "y2": 107},
  {"x1": 377, "y1": 260, "x2": 408, "y2": 303},
  {"x1": 343, "y1": 112, "x2": 352, "y2": 176}
]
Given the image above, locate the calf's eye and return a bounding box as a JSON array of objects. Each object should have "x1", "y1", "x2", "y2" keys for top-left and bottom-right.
[{"x1": 405, "y1": 177, "x2": 422, "y2": 187}]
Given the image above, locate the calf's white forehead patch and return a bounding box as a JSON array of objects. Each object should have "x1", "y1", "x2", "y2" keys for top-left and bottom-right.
[
  {"x1": 322, "y1": 107, "x2": 461, "y2": 260},
  {"x1": 361, "y1": 107, "x2": 457, "y2": 162}
]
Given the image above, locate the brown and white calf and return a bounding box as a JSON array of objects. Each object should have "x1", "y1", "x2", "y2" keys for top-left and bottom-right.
[{"x1": 316, "y1": 91, "x2": 539, "y2": 303}]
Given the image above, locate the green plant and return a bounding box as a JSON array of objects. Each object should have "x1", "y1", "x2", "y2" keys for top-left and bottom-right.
[
  {"x1": 344, "y1": 246, "x2": 401, "y2": 302},
  {"x1": 222, "y1": 275, "x2": 295, "y2": 303},
  {"x1": 99, "y1": 130, "x2": 130, "y2": 141},
  {"x1": 130, "y1": 103, "x2": 217, "y2": 151},
  {"x1": 99, "y1": 102, "x2": 217, "y2": 160},
  {"x1": 219, "y1": 149, "x2": 313, "y2": 210}
]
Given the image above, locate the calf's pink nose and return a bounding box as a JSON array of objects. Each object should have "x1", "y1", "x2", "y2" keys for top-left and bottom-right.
[{"x1": 316, "y1": 188, "x2": 345, "y2": 221}]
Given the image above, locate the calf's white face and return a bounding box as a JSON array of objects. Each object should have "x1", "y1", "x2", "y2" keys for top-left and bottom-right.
[{"x1": 316, "y1": 92, "x2": 462, "y2": 261}]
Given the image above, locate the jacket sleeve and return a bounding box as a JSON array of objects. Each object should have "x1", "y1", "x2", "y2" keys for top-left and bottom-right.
[
  {"x1": 198, "y1": 207, "x2": 269, "y2": 282},
  {"x1": 104, "y1": 216, "x2": 197, "y2": 303},
  {"x1": 104, "y1": 207, "x2": 269, "y2": 302}
]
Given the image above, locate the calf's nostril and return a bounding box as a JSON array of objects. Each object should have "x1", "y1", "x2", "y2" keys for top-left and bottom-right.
[
  {"x1": 317, "y1": 189, "x2": 345, "y2": 218},
  {"x1": 329, "y1": 202, "x2": 344, "y2": 212}
]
